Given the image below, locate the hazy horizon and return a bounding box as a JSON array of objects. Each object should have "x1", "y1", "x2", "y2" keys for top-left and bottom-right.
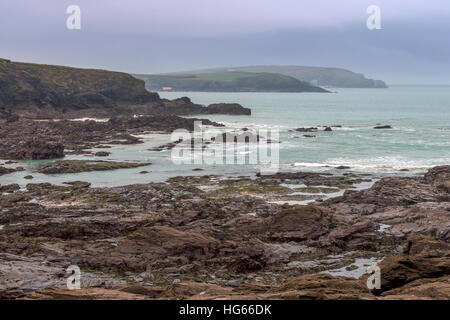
[{"x1": 1, "y1": 0, "x2": 450, "y2": 85}]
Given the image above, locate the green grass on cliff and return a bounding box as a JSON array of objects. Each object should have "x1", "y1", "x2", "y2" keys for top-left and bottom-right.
[
  {"x1": 194, "y1": 72, "x2": 260, "y2": 81},
  {"x1": 135, "y1": 71, "x2": 329, "y2": 93},
  {"x1": 0, "y1": 58, "x2": 160, "y2": 110}
]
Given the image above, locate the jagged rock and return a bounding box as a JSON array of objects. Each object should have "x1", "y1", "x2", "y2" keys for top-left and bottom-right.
[
  {"x1": 159, "y1": 282, "x2": 236, "y2": 299},
  {"x1": 0, "y1": 193, "x2": 31, "y2": 207},
  {"x1": 212, "y1": 131, "x2": 261, "y2": 143},
  {"x1": 70, "y1": 226, "x2": 223, "y2": 272},
  {"x1": 62, "y1": 181, "x2": 91, "y2": 189},
  {"x1": 36, "y1": 160, "x2": 151, "y2": 174},
  {"x1": 424, "y1": 166, "x2": 450, "y2": 194},
  {"x1": 296, "y1": 127, "x2": 318, "y2": 132},
  {"x1": 0, "y1": 166, "x2": 449, "y2": 300},
  {"x1": 0, "y1": 166, "x2": 16, "y2": 175},
  {"x1": 21, "y1": 287, "x2": 148, "y2": 300},
  {"x1": 205, "y1": 103, "x2": 251, "y2": 115},
  {"x1": 403, "y1": 234, "x2": 450, "y2": 257},
  {"x1": 370, "y1": 204, "x2": 450, "y2": 241},
  {"x1": 5, "y1": 138, "x2": 64, "y2": 160},
  {"x1": 380, "y1": 276, "x2": 450, "y2": 300},
  {"x1": 266, "y1": 273, "x2": 374, "y2": 300},
  {"x1": 0, "y1": 253, "x2": 67, "y2": 299},
  {"x1": 94, "y1": 151, "x2": 110, "y2": 157},
  {"x1": 334, "y1": 174, "x2": 450, "y2": 206},
  {"x1": 322, "y1": 220, "x2": 377, "y2": 250},
  {"x1": 117, "y1": 226, "x2": 218, "y2": 259},
  {"x1": 0, "y1": 184, "x2": 20, "y2": 193},
  {"x1": 0, "y1": 116, "x2": 225, "y2": 160},
  {"x1": 267, "y1": 205, "x2": 334, "y2": 241},
  {"x1": 108, "y1": 115, "x2": 223, "y2": 133},
  {"x1": 374, "y1": 235, "x2": 450, "y2": 293}
]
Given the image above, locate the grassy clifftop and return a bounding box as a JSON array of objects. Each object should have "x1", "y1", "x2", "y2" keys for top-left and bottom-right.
[
  {"x1": 156, "y1": 66, "x2": 388, "y2": 88},
  {"x1": 135, "y1": 72, "x2": 329, "y2": 93},
  {"x1": 234, "y1": 66, "x2": 388, "y2": 88},
  {"x1": 185, "y1": 66, "x2": 388, "y2": 88},
  {"x1": 0, "y1": 58, "x2": 160, "y2": 113}
]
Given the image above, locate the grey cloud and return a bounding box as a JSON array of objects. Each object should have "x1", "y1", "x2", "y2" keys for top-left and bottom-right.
[{"x1": 0, "y1": 0, "x2": 449, "y2": 84}]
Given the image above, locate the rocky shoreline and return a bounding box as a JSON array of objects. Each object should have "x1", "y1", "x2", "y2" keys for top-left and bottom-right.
[
  {"x1": 0, "y1": 115, "x2": 224, "y2": 160},
  {"x1": 0, "y1": 166, "x2": 448, "y2": 299},
  {"x1": 0, "y1": 58, "x2": 448, "y2": 300}
]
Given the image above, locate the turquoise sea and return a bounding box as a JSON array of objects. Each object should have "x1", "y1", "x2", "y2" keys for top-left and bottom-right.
[{"x1": 2, "y1": 86, "x2": 449, "y2": 187}]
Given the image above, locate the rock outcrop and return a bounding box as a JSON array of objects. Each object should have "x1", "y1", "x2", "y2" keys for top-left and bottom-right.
[
  {"x1": 0, "y1": 58, "x2": 252, "y2": 120},
  {"x1": 267, "y1": 205, "x2": 334, "y2": 241},
  {"x1": 0, "y1": 58, "x2": 159, "y2": 115},
  {"x1": 36, "y1": 160, "x2": 151, "y2": 174},
  {"x1": 376, "y1": 235, "x2": 450, "y2": 293},
  {"x1": 0, "y1": 115, "x2": 223, "y2": 160},
  {"x1": 204, "y1": 103, "x2": 251, "y2": 115},
  {"x1": 0, "y1": 166, "x2": 449, "y2": 300},
  {"x1": 266, "y1": 274, "x2": 374, "y2": 300},
  {"x1": 4, "y1": 138, "x2": 64, "y2": 160}
]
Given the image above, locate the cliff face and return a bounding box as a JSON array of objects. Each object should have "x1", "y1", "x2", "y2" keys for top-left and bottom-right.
[
  {"x1": 0, "y1": 58, "x2": 253, "y2": 120},
  {"x1": 0, "y1": 58, "x2": 160, "y2": 115},
  {"x1": 166, "y1": 65, "x2": 388, "y2": 88},
  {"x1": 230, "y1": 66, "x2": 388, "y2": 88}
]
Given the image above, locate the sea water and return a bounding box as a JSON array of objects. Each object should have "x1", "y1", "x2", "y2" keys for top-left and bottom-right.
[{"x1": 1, "y1": 86, "x2": 449, "y2": 187}]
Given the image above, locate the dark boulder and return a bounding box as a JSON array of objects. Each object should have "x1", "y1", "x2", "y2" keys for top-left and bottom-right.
[
  {"x1": 7, "y1": 139, "x2": 64, "y2": 160},
  {"x1": 205, "y1": 103, "x2": 251, "y2": 115},
  {"x1": 373, "y1": 235, "x2": 450, "y2": 293},
  {"x1": 296, "y1": 127, "x2": 318, "y2": 132},
  {"x1": 94, "y1": 151, "x2": 111, "y2": 157}
]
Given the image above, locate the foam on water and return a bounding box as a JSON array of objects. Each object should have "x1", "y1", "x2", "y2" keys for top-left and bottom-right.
[{"x1": 1, "y1": 87, "x2": 449, "y2": 187}]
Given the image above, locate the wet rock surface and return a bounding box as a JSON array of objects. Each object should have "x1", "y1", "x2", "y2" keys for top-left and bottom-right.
[
  {"x1": 0, "y1": 166, "x2": 17, "y2": 176},
  {"x1": 4, "y1": 138, "x2": 65, "y2": 160},
  {"x1": 0, "y1": 115, "x2": 223, "y2": 160},
  {"x1": 36, "y1": 160, "x2": 151, "y2": 174},
  {"x1": 0, "y1": 166, "x2": 448, "y2": 299},
  {"x1": 374, "y1": 125, "x2": 393, "y2": 129},
  {"x1": 204, "y1": 103, "x2": 251, "y2": 115}
]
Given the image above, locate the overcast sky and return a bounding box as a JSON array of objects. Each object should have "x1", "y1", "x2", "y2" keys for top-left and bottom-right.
[{"x1": 1, "y1": 0, "x2": 450, "y2": 84}]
